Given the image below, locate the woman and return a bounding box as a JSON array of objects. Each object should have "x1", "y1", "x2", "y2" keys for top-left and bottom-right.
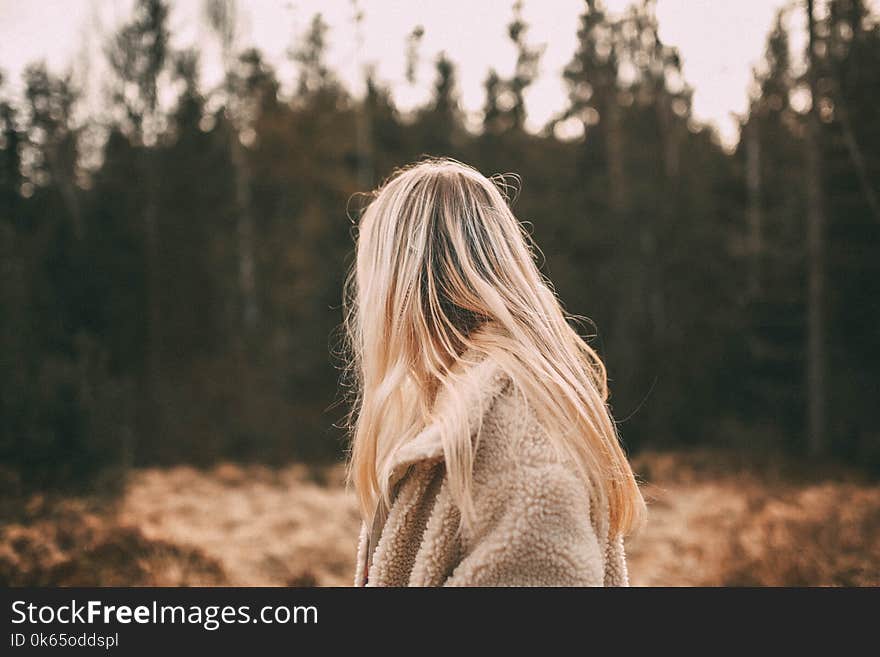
[{"x1": 344, "y1": 158, "x2": 645, "y2": 586}]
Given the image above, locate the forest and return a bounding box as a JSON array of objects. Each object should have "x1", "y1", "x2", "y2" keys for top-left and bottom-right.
[{"x1": 1, "y1": 0, "x2": 879, "y2": 496}]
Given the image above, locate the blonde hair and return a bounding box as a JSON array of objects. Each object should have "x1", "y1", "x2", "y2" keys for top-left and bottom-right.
[{"x1": 343, "y1": 157, "x2": 645, "y2": 537}]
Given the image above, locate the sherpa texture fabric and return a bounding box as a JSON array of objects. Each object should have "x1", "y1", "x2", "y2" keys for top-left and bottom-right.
[{"x1": 353, "y1": 353, "x2": 630, "y2": 587}]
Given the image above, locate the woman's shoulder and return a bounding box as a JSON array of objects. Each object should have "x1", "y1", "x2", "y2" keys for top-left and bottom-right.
[
  {"x1": 433, "y1": 348, "x2": 572, "y2": 475},
  {"x1": 465, "y1": 356, "x2": 568, "y2": 475}
]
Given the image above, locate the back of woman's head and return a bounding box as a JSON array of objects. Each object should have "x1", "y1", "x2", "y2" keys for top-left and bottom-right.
[{"x1": 344, "y1": 157, "x2": 644, "y2": 536}]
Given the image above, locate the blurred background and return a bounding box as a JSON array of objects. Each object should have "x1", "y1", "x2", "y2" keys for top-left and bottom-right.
[{"x1": 0, "y1": 0, "x2": 878, "y2": 586}]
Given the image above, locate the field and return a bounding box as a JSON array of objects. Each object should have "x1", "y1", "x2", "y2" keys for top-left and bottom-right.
[{"x1": 2, "y1": 451, "x2": 878, "y2": 587}]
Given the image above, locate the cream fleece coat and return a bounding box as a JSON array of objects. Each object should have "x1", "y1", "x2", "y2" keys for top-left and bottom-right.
[{"x1": 353, "y1": 353, "x2": 629, "y2": 587}]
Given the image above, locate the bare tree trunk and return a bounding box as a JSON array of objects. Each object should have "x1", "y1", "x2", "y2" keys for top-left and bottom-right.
[
  {"x1": 205, "y1": 0, "x2": 259, "y2": 336},
  {"x1": 141, "y1": 148, "x2": 162, "y2": 463},
  {"x1": 46, "y1": 144, "x2": 83, "y2": 240},
  {"x1": 605, "y1": 96, "x2": 627, "y2": 216},
  {"x1": 229, "y1": 133, "x2": 259, "y2": 333},
  {"x1": 805, "y1": 0, "x2": 827, "y2": 457},
  {"x1": 746, "y1": 116, "x2": 763, "y2": 296},
  {"x1": 650, "y1": 91, "x2": 677, "y2": 338},
  {"x1": 834, "y1": 91, "x2": 880, "y2": 223},
  {"x1": 826, "y1": 1, "x2": 880, "y2": 223},
  {"x1": 355, "y1": 85, "x2": 373, "y2": 191},
  {"x1": 603, "y1": 91, "x2": 643, "y2": 387},
  {"x1": 353, "y1": 3, "x2": 373, "y2": 191}
]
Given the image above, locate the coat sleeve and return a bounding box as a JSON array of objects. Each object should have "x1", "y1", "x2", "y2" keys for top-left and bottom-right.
[{"x1": 443, "y1": 458, "x2": 606, "y2": 587}]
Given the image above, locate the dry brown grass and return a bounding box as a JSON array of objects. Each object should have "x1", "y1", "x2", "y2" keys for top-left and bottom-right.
[
  {"x1": 2, "y1": 450, "x2": 878, "y2": 586},
  {"x1": 118, "y1": 463, "x2": 361, "y2": 586},
  {"x1": 0, "y1": 496, "x2": 226, "y2": 586},
  {"x1": 627, "y1": 451, "x2": 880, "y2": 586}
]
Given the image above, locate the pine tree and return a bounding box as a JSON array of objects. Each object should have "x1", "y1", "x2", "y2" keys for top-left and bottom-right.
[{"x1": 105, "y1": 0, "x2": 171, "y2": 461}]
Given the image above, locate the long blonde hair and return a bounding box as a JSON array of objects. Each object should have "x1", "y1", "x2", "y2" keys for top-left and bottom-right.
[{"x1": 343, "y1": 157, "x2": 645, "y2": 537}]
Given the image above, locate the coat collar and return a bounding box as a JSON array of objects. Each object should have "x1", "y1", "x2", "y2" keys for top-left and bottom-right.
[
  {"x1": 362, "y1": 347, "x2": 512, "y2": 585},
  {"x1": 384, "y1": 349, "x2": 511, "y2": 490}
]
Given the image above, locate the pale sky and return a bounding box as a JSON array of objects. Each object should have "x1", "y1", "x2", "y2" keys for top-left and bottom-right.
[{"x1": 0, "y1": 0, "x2": 820, "y2": 146}]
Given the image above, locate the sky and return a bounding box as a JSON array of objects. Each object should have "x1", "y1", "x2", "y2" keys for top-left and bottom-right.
[{"x1": 0, "y1": 0, "x2": 815, "y2": 147}]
